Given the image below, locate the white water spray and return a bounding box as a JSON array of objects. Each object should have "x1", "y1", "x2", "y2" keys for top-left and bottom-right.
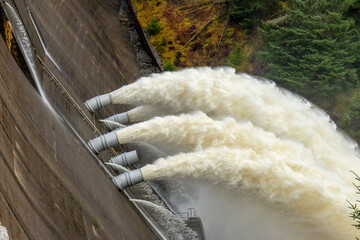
[
  {"x1": 4, "y1": 2, "x2": 59, "y2": 118},
  {"x1": 110, "y1": 67, "x2": 359, "y2": 184},
  {"x1": 26, "y1": 4, "x2": 62, "y2": 72},
  {"x1": 4, "y1": 2, "x2": 46, "y2": 99},
  {"x1": 115, "y1": 112, "x2": 358, "y2": 187},
  {"x1": 140, "y1": 147, "x2": 357, "y2": 239},
  {"x1": 177, "y1": 182, "x2": 335, "y2": 240},
  {"x1": 128, "y1": 105, "x2": 156, "y2": 123},
  {"x1": 127, "y1": 105, "x2": 174, "y2": 123},
  {"x1": 114, "y1": 112, "x2": 327, "y2": 154},
  {"x1": 130, "y1": 199, "x2": 198, "y2": 240},
  {"x1": 0, "y1": 223, "x2": 8, "y2": 240},
  {"x1": 100, "y1": 67, "x2": 360, "y2": 239}
]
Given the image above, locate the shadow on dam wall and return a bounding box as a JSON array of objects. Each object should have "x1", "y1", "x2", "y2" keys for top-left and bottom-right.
[{"x1": 0, "y1": 0, "x2": 163, "y2": 239}]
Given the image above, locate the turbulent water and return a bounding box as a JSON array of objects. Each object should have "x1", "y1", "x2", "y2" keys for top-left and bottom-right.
[
  {"x1": 109, "y1": 67, "x2": 360, "y2": 239},
  {"x1": 0, "y1": 223, "x2": 8, "y2": 240},
  {"x1": 130, "y1": 199, "x2": 198, "y2": 240},
  {"x1": 126, "y1": 105, "x2": 171, "y2": 123}
]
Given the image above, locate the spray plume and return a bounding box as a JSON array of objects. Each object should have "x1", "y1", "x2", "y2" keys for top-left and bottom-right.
[
  {"x1": 130, "y1": 199, "x2": 198, "y2": 240},
  {"x1": 110, "y1": 67, "x2": 359, "y2": 184},
  {"x1": 139, "y1": 147, "x2": 357, "y2": 240},
  {"x1": 115, "y1": 112, "x2": 355, "y2": 186},
  {"x1": 93, "y1": 67, "x2": 360, "y2": 238},
  {"x1": 127, "y1": 105, "x2": 165, "y2": 123}
]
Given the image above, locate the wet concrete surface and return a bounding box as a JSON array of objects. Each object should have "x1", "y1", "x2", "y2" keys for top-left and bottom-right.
[
  {"x1": 0, "y1": 35, "x2": 158, "y2": 239},
  {"x1": 0, "y1": 0, "x2": 160, "y2": 239}
]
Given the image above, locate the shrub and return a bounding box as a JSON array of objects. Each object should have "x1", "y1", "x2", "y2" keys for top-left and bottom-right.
[
  {"x1": 348, "y1": 171, "x2": 360, "y2": 239},
  {"x1": 230, "y1": 0, "x2": 281, "y2": 29},
  {"x1": 227, "y1": 43, "x2": 244, "y2": 67},
  {"x1": 146, "y1": 17, "x2": 161, "y2": 36},
  {"x1": 164, "y1": 61, "x2": 176, "y2": 71}
]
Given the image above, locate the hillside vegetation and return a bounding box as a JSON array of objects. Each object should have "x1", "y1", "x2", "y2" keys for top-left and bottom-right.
[{"x1": 132, "y1": 0, "x2": 360, "y2": 144}]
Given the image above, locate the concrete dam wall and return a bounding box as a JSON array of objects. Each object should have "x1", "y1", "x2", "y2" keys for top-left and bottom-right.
[{"x1": 0, "y1": 0, "x2": 165, "y2": 239}]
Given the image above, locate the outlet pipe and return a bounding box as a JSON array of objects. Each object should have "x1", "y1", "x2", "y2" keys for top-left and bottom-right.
[
  {"x1": 104, "y1": 112, "x2": 129, "y2": 130},
  {"x1": 109, "y1": 150, "x2": 139, "y2": 168},
  {"x1": 113, "y1": 169, "x2": 144, "y2": 190},
  {"x1": 88, "y1": 130, "x2": 119, "y2": 153},
  {"x1": 85, "y1": 93, "x2": 111, "y2": 113}
]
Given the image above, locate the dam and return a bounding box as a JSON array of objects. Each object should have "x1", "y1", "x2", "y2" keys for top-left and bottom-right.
[
  {"x1": 0, "y1": 0, "x2": 204, "y2": 239},
  {"x1": 1, "y1": 0, "x2": 359, "y2": 239}
]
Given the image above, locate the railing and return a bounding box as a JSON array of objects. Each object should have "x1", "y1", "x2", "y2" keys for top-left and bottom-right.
[{"x1": 178, "y1": 208, "x2": 198, "y2": 220}]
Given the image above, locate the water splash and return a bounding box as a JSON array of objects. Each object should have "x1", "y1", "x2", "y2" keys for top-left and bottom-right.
[
  {"x1": 0, "y1": 223, "x2": 9, "y2": 240},
  {"x1": 127, "y1": 105, "x2": 174, "y2": 123},
  {"x1": 94, "y1": 67, "x2": 360, "y2": 238},
  {"x1": 130, "y1": 199, "x2": 198, "y2": 240},
  {"x1": 4, "y1": 2, "x2": 46, "y2": 99},
  {"x1": 110, "y1": 67, "x2": 359, "y2": 184},
  {"x1": 140, "y1": 147, "x2": 357, "y2": 239},
  {"x1": 4, "y1": 2, "x2": 59, "y2": 118}
]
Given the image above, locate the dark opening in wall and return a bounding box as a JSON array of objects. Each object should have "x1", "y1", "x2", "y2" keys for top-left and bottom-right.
[{"x1": 0, "y1": 4, "x2": 36, "y2": 89}]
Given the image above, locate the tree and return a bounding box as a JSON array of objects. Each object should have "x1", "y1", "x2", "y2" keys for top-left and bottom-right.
[
  {"x1": 344, "y1": 0, "x2": 360, "y2": 24},
  {"x1": 164, "y1": 61, "x2": 176, "y2": 71},
  {"x1": 146, "y1": 17, "x2": 161, "y2": 36},
  {"x1": 227, "y1": 43, "x2": 244, "y2": 68},
  {"x1": 229, "y1": 0, "x2": 281, "y2": 29},
  {"x1": 339, "y1": 89, "x2": 360, "y2": 141},
  {"x1": 348, "y1": 171, "x2": 360, "y2": 239},
  {"x1": 344, "y1": 0, "x2": 360, "y2": 80},
  {"x1": 258, "y1": 0, "x2": 360, "y2": 99}
]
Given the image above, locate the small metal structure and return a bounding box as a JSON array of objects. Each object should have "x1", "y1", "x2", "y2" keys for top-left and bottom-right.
[{"x1": 178, "y1": 208, "x2": 198, "y2": 220}]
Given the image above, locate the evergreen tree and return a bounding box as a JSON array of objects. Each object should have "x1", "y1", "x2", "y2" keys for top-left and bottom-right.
[
  {"x1": 230, "y1": 0, "x2": 281, "y2": 29},
  {"x1": 344, "y1": 0, "x2": 360, "y2": 24},
  {"x1": 344, "y1": 0, "x2": 360, "y2": 80},
  {"x1": 258, "y1": 0, "x2": 360, "y2": 99},
  {"x1": 348, "y1": 171, "x2": 360, "y2": 239},
  {"x1": 146, "y1": 17, "x2": 161, "y2": 36}
]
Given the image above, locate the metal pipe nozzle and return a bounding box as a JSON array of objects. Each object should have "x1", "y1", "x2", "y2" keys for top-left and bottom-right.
[
  {"x1": 88, "y1": 131, "x2": 119, "y2": 153},
  {"x1": 85, "y1": 93, "x2": 111, "y2": 113},
  {"x1": 109, "y1": 150, "x2": 139, "y2": 168},
  {"x1": 112, "y1": 169, "x2": 144, "y2": 190},
  {"x1": 104, "y1": 112, "x2": 129, "y2": 130}
]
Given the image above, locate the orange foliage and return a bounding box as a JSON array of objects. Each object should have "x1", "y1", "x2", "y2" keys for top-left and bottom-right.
[{"x1": 132, "y1": 0, "x2": 252, "y2": 70}]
